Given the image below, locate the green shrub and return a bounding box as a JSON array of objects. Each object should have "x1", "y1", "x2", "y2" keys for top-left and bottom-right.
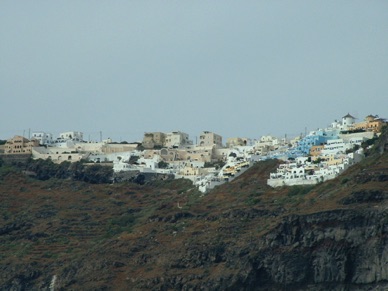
[
  {"x1": 106, "y1": 213, "x2": 136, "y2": 237},
  {"x1": 287, "y1": 185, "x2": 314, "y2": 197},
  {"x1": 246, "y1": 196, "x2": 261, "y2": 206},
  {"x1": 0, "y1": 164, "x2": 16, "y2": 178}
]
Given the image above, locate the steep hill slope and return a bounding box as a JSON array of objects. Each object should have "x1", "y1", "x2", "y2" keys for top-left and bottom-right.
[{"x1": 0, "y1": 135, "x2": 387, "y2": 290}]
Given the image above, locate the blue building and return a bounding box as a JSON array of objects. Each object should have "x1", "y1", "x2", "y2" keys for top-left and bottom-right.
[{"x1": 294, "y1": 129, "x2": 339, "y2": 155}]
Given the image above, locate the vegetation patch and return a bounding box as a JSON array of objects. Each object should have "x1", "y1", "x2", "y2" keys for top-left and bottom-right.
[
  {"x1": 106, "y1": 213, "x2": 136, "y2": 237},
  {"x1": 287, "y1": 185, "x2": 315, "y2": 197}
]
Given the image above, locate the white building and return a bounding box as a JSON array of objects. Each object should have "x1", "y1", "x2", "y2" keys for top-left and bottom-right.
[
  {"x1": 267, "y1": 148, "x2": 365, "y2": 187},
  {"x1": 137, "y1": 155, "x2": 161, "y2": 170},
  {"x1": 339, "y1": 131, "x2": 374, "y2": 144},
  {"x1": 58, "y1": 131, "x2": 84, "y2": 142},
  {"x1": 113, "y1": 160, "x2": 133, "y2": 172},
  {"x1": 31, "y1": 132, "x2": 53, "y2": 146},
  {"x1": 194, "y1": 174, "x2": 224, "y2": 193},
  {"x1": 89, "y1": 150, "x2": 140, "y2": 164},
  {"x1": 331, "y1": 113, "x2": 357, "y2": 131},
  {"x1": 320, "y1": 139, "x2": 352, "y2": 155},
  {"x1": 259, "y1": 135, "x2": 279, "y2": 145},
  {"x1": 342, "y1": 113, "x2": 356, "y2": 129},
  {"x1": 254, "y1": 135, "x2": 282, "y2": 153}
]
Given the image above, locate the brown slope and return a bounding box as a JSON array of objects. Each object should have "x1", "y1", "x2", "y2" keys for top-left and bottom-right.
[{"x1": 0, "y1": 147, "x2": 387, "y2": 290}]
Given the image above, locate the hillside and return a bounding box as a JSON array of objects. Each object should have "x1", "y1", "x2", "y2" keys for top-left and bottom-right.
[{"x1": 0, "y1": 134, "x2": 387, "y2": 290}]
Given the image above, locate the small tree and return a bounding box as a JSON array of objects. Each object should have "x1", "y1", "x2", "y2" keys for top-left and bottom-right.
[
  {"x1": 313, "y1": 157, "x2": 323, "y2": 164},
  {"x1": 158, "y1": 161, "x2": 169, "y2": 169}
]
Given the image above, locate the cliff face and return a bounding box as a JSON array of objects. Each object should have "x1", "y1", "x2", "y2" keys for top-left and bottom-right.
[
  {"x1": 101, "y1": 209, "x2": 386, "y2": 291},
  {"x1": 0, "y1": 133, "x2": 387, "y2": 290},
  {"x1": 1, "y1": 200, "x2": 387, "y2": 291},
  {"x1": 244, "y1": 209, "x2": 387, "y2": 290},
  {"x1": 38, "y1": 208, "x2": 385, "y2": 291}
]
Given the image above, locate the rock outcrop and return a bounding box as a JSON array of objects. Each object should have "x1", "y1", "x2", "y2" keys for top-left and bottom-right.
[{"x1": 124, "y1": 209, "x2": 387, "y2": 291}]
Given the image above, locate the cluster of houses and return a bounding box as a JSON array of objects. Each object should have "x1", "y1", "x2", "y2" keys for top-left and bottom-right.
[
  {"x1": 267, "y1": 114, "x2": 384, "y2": 187},
  {"x1": 0, "y1": 113, "x2": 386, "y2": 192}
]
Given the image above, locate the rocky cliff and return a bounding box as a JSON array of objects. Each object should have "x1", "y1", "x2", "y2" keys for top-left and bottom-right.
[{"x1": 49, "y1": 208, "x2": 386, "y2": 291}]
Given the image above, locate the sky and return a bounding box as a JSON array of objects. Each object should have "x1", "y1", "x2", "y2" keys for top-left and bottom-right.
[{"x1": 1, "y1": 1, "x2": 387, "y2": 143}]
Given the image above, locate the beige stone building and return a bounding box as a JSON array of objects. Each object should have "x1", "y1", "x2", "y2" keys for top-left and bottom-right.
[
  {"x1": 32, "y1": 147, "x2": 86, "y2": 163},
  {"x1": 4, "y1": 136, "x2": 39, "y2": 154},
  {"x1": 353, "y1": 114, "x2": 386, "y2": 133},
  {"x1": 102, "y1": 143, "x2": 138, "y2": 154},
  {"x1": 181, "y1": 146, "x2": 215, "y2": 163},
  {"x1": 165, "y1": 131, "x2": 192, "y2": 148},
  {"x1": 143, "y1": 149, "x2": 161, "y2": 159},
  {"x1": 179, "y1": 166, "x2": 201, "y2": 176},
  {"x1": 198, "y1": 131, "x2": 223, "y2": 147},
  {"x1": 226, "y1": 137, "x2": 248, "y2": 148},
  {"x1": 143, "y1": 131, "x2": 195, "y2": 149},
  {"x1": 160, "y1": 148, "x2": 178, "y2": 162},
  {"x1": 142, "y1": 132, "x2": 166, "y2": 149},
  {"x1": 310, "y1": 145, "x2": 325, "y2": 157},
  {"x1": 325, "y1": 154, "x2": 345, "y2": 166},
  {"x1": 144, "y1": 145, "x2": 216, "y2": 163}
]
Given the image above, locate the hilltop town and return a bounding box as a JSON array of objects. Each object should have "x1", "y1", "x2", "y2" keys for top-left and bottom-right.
[
  {"x1": 0, "y1": 113, "x2": 387, "y2": 291},
  {"x1": 1, "y1": 113, "x2": 386, "y2": 192}
]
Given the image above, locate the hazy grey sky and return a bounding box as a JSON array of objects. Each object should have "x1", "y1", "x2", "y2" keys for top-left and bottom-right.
[{"x1": 1, "y1": 1, "x2": 387, "y2": 142}]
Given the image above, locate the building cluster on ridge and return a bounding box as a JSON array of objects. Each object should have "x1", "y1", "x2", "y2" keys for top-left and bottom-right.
[{"x1": 1, "y1": 114, "x2": 386, "y2": 192}]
